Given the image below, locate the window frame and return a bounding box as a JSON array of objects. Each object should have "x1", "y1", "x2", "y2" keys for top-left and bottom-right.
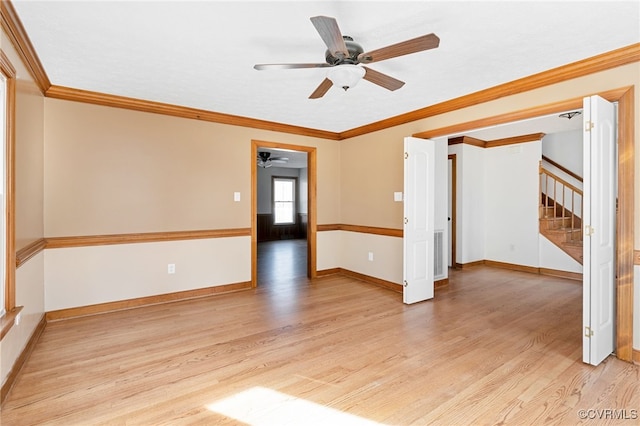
[
  {"x1": 272, "y1": 176, "x2": 297, "y2": 225},
  {"x1": 0, "y1": 50, "x2": 16, "y2": 321}
]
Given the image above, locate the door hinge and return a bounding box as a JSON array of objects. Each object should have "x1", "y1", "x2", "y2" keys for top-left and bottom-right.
[
  {"x1": 585, "y1": 326, "x2": 594, "y2": 338},
  {"x1": 404, "y1": 217, "x2": 408, "y2": 224},
  {"x1": 403, "y1": 280, "x2": 408, "y2": 287},
  {"x1": 404, "y1": 152, "x2": 409, "y2": 159},
  {"x1": 584, "y1": 120, "x2": 594, "y2": 132},
  {"x1": 584, "y1": 225, "x2": 594, "y2": 236}
]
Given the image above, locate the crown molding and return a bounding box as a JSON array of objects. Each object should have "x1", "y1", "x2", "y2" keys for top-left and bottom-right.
[
  {"x1": 448, "y1": 136, "x2": 486, "y2": 148},
  {"x1": 45, "y1": 85, "x2": 342, "y2": 140},
  {"x1": 486, "y1": 133, "x2": 545, "y2": 148},
  {"x1": 448, "y1": 133, "x2": 545, "y2": 148},
  {"x1": 0, "y1": 0, "x2": 50, "y2": 93}
]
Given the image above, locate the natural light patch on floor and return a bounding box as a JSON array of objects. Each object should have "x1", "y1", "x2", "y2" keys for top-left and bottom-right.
[{"x1": 206, "y1": 386, "x2": 386, "y2": 425}]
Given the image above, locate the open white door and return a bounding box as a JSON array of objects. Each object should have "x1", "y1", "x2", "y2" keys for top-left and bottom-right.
[
  {"x1": 403, "y1": 136, "x2": 435, "y2": 304},
  {"x1": 447, "y1": 158, "x2": 453, "y2": 267},
  {"x1": 582, "y1": 95, "x2": 616, "y2": 366}
]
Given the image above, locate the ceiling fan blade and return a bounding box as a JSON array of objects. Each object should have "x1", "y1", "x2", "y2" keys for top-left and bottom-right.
[
  {"x1": 358, "y1": 33, "x2": 440, "y2": 64},
  {"x1": 254, "y1": 63, "x2": 331, "y2": 70},
  {"x1": 309, "y1": 78, "x2": 333, "y2": 99},
  {"x1": 310, "y1": 16, "x2": 349, "y2": 59},
  {"x1": 362, "y1": 67, "x2": 405, "y2": 91}
]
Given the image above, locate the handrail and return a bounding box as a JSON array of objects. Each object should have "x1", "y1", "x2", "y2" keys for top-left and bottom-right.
[
  {"x1": 540, "y1": 166, "x2": 582, "y2": 195},
  {"x1": 541, "y1": 155, "x2": 583, "y2": 183},
  {"x1": 539, "y1": 163, "x2": 583, "y2": 234}
]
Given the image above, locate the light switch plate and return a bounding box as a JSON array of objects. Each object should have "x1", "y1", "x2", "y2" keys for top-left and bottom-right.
[
  {"x1": 394, "y1": 192, "x2": 403, "y2": 202},
  {"x1": 234, "y1": 192, "x2": 241, "y2": 202}
]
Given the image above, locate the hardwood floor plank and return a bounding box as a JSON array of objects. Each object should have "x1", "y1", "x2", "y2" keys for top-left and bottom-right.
[{"x1": 2, "y1": 260, "x2": 638, "y2": 425}]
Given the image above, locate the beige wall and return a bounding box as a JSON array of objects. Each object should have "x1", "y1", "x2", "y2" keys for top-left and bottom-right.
[
  {"x1": 340, "y1": 131, "x2": 404, "y2": 229},
  {"x1": 44, "y1": 99, "x2": 341, "y2": 237},
  {"x1": 2, "y1": 32, "x2": 45, "y2": 249},
  {"x1": 15, "y1": 80, "x2": 44, "y2": 248}
]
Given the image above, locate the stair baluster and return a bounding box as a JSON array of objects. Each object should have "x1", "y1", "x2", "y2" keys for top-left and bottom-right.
[{"x1": 539, "y1": 163, "x2": 583, "y2": 264}]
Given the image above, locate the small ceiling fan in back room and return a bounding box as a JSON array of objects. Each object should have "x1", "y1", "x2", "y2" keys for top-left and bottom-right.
[
  {"x1": 257, "y1": 151, "x2": 289, "y2": 168},
  {"x1": 254, "y1": 16, "x2": 440, "y2": 99}
]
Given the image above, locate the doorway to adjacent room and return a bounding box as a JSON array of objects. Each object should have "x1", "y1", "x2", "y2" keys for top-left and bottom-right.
[{"x1": 251, "y1": 140, "x2": 317, "y2": 289}]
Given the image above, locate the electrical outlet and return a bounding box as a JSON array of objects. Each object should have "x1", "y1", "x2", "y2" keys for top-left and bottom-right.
[
  {"x1": 368, "y1": 252, "x2": 374, "y2": 262},
  {"x1": 168, "y1": 263, "x2": 176, "y2": 274}
]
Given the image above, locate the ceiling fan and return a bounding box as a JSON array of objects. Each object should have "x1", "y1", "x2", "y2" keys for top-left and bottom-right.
[
  {"x1": 254, "y1": 16, "x2": 440, "y2": 99},
  {"x1": 257, "y1": 151, "x2": 289, "y2": 168}
]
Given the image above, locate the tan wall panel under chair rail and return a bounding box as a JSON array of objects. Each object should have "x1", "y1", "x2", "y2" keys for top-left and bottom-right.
[
  {"x1": 43, "y1": 98, "x2": 342, "y2": 237},
  {"x1": 44, "y1": 236, "x2": 251, "y2": 312}
]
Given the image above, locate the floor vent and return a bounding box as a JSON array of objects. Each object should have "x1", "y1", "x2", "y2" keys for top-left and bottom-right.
[{"x1": 434, "y1": 230, "x2": 445, "y2": 279}]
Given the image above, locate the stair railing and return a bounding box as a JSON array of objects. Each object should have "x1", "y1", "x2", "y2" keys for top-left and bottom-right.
[{"x1": 539, "y1": 162, "x2": 583, "y2": 230}]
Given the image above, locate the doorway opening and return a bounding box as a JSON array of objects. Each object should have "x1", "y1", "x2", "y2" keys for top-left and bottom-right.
[
  {"x1": 257, "y1": 151, "x2": 307, "y2": 286},
  {"x1": 251, "y1": 140, "x2": 317, "y2": 289}
]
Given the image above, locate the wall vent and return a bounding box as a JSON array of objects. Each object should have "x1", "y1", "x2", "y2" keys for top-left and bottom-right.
[{"x1": 434, "y1": 230, "x2": 445, "y2": 279}]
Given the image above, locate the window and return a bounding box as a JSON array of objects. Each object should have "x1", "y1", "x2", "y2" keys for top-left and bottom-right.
[{"x1": 273, "y1": 177, "x2": 296, "y2": 224}]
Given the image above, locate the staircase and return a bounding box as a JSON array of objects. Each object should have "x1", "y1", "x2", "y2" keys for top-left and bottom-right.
[{"x1": 539, "y1": 163, "x2": 583, "y2": 264}]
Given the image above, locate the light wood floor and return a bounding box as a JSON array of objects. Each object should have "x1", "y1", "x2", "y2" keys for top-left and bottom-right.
[{"x1": 2, "y1": 243, "x2": 638, "y2": 425}]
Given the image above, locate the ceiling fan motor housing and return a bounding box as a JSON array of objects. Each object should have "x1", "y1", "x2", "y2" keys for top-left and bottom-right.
[
  {"x1": 258, "y1": 152, "x2": 271, "y2": 161},
  {"x1": 325, "y1": 36, "x2": 365, "y2": 65}
]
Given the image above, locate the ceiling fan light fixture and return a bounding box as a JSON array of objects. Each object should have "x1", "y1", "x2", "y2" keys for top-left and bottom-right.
[
  {"x1": 559, "y1": 111, "x2": 582, "y2": 120},
  {"x1": 327, "y1": 65, "x2": 365, "y2": 91}
]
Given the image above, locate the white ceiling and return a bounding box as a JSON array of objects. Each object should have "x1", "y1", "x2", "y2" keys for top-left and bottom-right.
[{"x1": 11, "y1": 1, "x2": 640, "y2": 133}]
